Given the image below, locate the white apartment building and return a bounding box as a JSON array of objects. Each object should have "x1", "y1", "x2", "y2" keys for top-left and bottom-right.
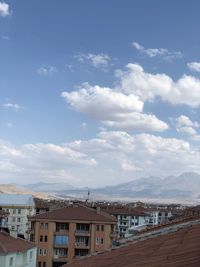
[
  {"x1": 0, "y1": 194, "x2": 35, "y2": 239},
  {"x1": 102, "y1": 206, "x2": 172, "y2": 237},
  {"x1": 0, "y1": 231, "x2": 37, "y2": 267}
]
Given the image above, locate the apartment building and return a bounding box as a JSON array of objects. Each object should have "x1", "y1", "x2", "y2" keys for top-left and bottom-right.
[
  {"x1": 0, "y1": 231, "x2": 37, "y2": 267},
  {"x1": 29, "y1": 204, "x2": 116, "y2": 267},
  {"x1": 0, "y1": 194, "x2": 35, "y2": 239},
  {"x1": 102, "y1": 206, "x2": 172, "y2": 237}
]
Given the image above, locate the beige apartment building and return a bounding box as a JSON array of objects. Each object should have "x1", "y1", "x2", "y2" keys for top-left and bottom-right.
[{"x1": 29, "y1": 204, "x2": 116, "y2": 267}]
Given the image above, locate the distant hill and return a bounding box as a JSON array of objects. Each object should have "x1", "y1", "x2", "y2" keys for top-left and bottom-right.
[
  {"x1": 24, "y1": 172, "x2": 200, "y2": 204},
  {"x1": 2, "y1": 172, "x2": 200, "y2": 204},
  {"x1": 24, "y1": 182, "x2": 76, "y2": 192}
]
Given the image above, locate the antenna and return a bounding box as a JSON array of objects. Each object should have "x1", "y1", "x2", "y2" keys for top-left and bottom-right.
[{"x1": 86, "y1": 188, "x2": 90, "y2": 203}]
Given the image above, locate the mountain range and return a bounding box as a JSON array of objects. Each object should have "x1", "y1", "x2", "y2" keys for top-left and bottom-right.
[{"x1": 0, "y1": 172, "x2": 200, "y2": 204}]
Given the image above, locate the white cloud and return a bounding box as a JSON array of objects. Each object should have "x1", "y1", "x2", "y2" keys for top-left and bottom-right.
[
  {"x1": 177, "y1": 126, "x2": 197, "y2": 135},
  {"x1": 176, "y1": 115, "x2": 199, "y2": 128},
  {"x1": 68, "y1": 130, "x2": 200, "y2": 185},
  {"x1": 102, "y1": 112, "x2": 168, "y2": 132},
  {"x1": 0, "y1": 140, "x2": 97, "y2": 185},
  {"x1": 37, "y1": 65, "x2": 57, "y2": 75},
  {"x1": 118, "y1": 63, "x2": 200, "y2": 107},
  {"x1": 0, "y1": 2, "x2": 11, "y2": 17},
  {"x1": 75, "y1": 53, "x2": 111, "y2": 68},
  {"x1": 2, "y1": 103, "x2": 22, "y2": 110},
  {"x1": 1, "y1": 131, "x2": 200, "y2": 186},
  {"x1": 61, "y1": 83, "x2": 168, "y2": 132},
  {"x1": 187, "y1": 62, "x2": 200, "y2": 73},
  {"x1": 175, "y1": 115, "x2": 199, "y2": 136},
  {"x1": 132, "y1": 42, "x2": 182, "y2": 60}
]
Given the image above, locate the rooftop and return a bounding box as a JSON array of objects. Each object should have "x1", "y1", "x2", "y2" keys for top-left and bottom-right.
[
  {"x1": 30, "y1": 204, "x2": 117, "y2": 223},
  {"x1": 0, "y1": 231, "x2": 36, "y2": 254},
  {"x1": 0, "y1": 194, "x2": 34, "y2": 207},
  {"x1": 65, "y1": 220, "x2": 200, "y2": 267}
]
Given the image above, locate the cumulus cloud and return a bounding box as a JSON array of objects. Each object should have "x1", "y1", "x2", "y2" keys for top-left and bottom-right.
[
  {"x1": 1, "y1": 131, "x2": 200, "y2": 186},
  {"x1": 0, "y1": 2, "x2": 11, "y2": 17},
  {"x1": 102, "y1": 112, "x2": 168, "y2": 132},
  {"x1": 37, "y1": 65, "x2": 57, "y2": 75},
  {"x1": 132, "y1": 42, "x2": 182, "y2": 60},
  {"x1": 61, "y1": 83, "x2": 168, "y2": 132},
  {"x1": 0, "y1": 140, "x2": 97, "y2": 185},
  {"x1": 118, "y1": 63, "x2": 200, "y2": 107},
  {"x1": 2, "y1": 103, "x2": 22, "y2": 110},
  {"x1": 175, "y1": 115, "x2": 199, "y2": 136},
  {"x1": 68, "y1": 130, "x2": 200, "y2": 184},
  {"x1": 75, "y1": 53, "x2": 111, "y2": 68},
  {"x1": 187, "y1": 62, "x2": 200, "y2": 73}
]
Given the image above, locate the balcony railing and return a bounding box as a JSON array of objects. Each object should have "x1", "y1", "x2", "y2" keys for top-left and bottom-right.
[
  {"x1": 75, "y1": 230, "x2": 90, "y2": 236},
  {"x1": 75, "y1": 242, "x2": 89, "y2": 249}
]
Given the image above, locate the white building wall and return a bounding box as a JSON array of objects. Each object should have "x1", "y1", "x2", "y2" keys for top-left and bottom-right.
[
  {"x1": 0, "y1": 248, "x2": 37, "y2": 267},
  {"x1": 2, "y1": 207, "x2": 35, "y2": 239}
]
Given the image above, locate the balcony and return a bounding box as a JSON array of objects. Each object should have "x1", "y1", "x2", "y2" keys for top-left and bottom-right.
[
  {"x1": 55, "y1": 229, "x2": 69, "y2": 235},
  {"x1": 54, "y1": 236, "x2": 68, "y2": 248},
  {"x1": 75, "y1": 242, "x2": 89, "y2": 249},
  {"x1": 75, "y1": 230, "x2": 90, "y2": 236}
]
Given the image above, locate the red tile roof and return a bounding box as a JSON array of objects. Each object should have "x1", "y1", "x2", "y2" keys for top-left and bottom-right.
[
  {"x1": 0, "y1": 231, "x2": 36, "y2": 254},
  {"x1": 30, "y1": 204, "x2": 116, "y2": 223},
  {"x1": 65, "y1": 222, "x2": 200, "y2": 267}
]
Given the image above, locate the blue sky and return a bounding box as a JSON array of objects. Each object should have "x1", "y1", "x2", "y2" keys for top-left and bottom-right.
[{"x1": 1, "y1": 0, "x2": 200, "y2": 187}]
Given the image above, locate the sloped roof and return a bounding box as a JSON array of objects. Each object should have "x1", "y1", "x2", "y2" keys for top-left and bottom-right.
[
  {"x1": 0, "y1": 194, "x2": 34, "y2": 207},
  {"x1": 0, "y1": 231, "x2": 35, "y2": 254},
  {"x1": 30, "y1": 204, "x2": 116, "y2": 223},
  {"x1": 65, "y1": 223, "x2": 200, "y2": 267}
]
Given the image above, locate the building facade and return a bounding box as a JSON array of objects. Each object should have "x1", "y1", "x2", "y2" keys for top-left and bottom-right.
[
  {"x1": 0, "y1": 231, "x2": 37, "y2": 267},
  {"x1": 0, "y1": 194, "x2": 35, "y2": 239},
  {"x1": 29, "y1": 204, "x2": 116, "y2": 267}
]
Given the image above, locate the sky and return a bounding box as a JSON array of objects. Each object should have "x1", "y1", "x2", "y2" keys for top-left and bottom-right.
[{"x1": 1, "y1": 0, "x2": 200, "y2": 187}]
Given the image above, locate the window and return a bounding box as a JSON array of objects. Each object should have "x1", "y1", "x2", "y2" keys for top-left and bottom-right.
[
  {"x1": 17, "y1": 218, "x2": 21, "y2": 223},
  {"x1": 11, "y1": 226, "x2": 15, "y2": 230},
  {"x1": 18, "y1": 209, "x2": 21, "y2": 214},
  {"x1": 54, "y1": 235, "x2": 68, "y2": 245},
  {"x1": 38, "y1": 248, "x2": 43, "y2": 256},
  {"x1": 96, "y1": 238, "x2": 104, "y2": 245},
  {"x1": 40, "y1": 235, "x2": 43, "y2": 242},
  {"x1": 96, "y1": 225, "x2": 104, "y2": 231},
  {"x1": 13, "y1": 209, "x2": 16, "y2": 214},
  {"x1": 38, "y1": 262, "x2": 42, "y2": 267},
  {"x1": 76, "y1": 223, "x2": 89, "y2": 232},
  {"x1": 40, "y1": 223, "x2": 48, "y2": 229},
  {"x1": 43, "y1": 263, "x2": 46, "y2": 267},
  {"x1": 43, "y1": 249, "x2": 47, "y2": 256},
  {"x1": 9, "y1": 257, "x2": 14, "y2": 266},
  {"x1": 29, "y1": 250, "x2": 33, "y2": 261},
  {"x1": 54, "y1": 248, "x2": 67, "y2": 256},
  {"x1": 12, "y1": 217, "x2": 16, "y2": 223},
  {"x1": 56, "y1": 223, "x2": 69, "y2": 232},
  {"x1": 44, "y1": 235, "x2": 48, "y2": 242}
]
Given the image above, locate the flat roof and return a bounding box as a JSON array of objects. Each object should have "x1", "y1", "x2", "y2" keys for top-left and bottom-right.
[{"x1": 0, "y1": 194, "x2": 34, "y2": 207}]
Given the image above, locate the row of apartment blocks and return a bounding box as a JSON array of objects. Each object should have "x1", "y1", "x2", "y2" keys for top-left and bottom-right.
[{"x1": 0, "y1": 194, "x2": 185, "y2": 267}]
